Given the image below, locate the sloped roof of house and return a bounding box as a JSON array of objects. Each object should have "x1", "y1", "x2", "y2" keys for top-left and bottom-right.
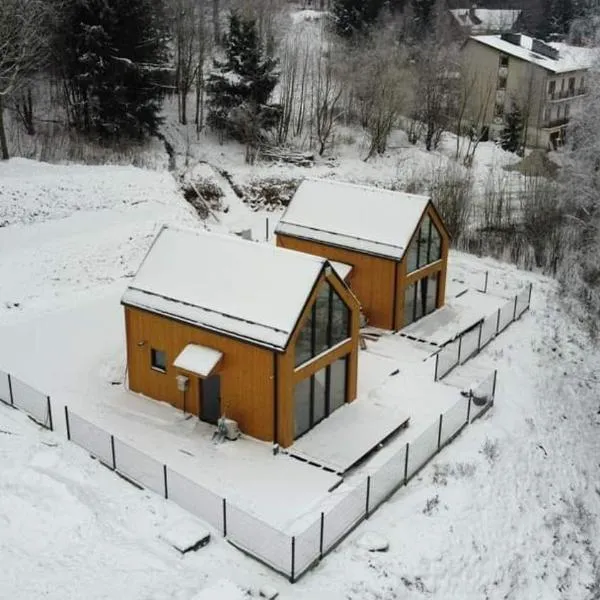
[
  {"x1": 470, "y1": 34, "x2": 597, "y2": 73},
  {"x1": 122, "y1": 226, "x2": 333, "y2": 350},
  {"x1": 275, "y1": 178, "x2": 432, "y2": 261},
  {"x1": 450, "y1": 8, "x2": 521, "y2": 33}
]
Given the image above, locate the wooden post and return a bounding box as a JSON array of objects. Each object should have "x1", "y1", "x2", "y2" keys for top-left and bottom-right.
[
  {"x1": 46, "y1": 396, "x2": 53, "y2": 431},
  {"x1": 365, "y1": 476, "x2": 371, "y2": 518},
  {"x1": 404, "y1": 442, "x2": 410, "y2": 484},
  {"x1": 64, "y1": 406, "x2": 71, "y2": 441},
  {"x1": 110, "y1": 435, "x2": 116, "y2": 470},
  {"x1": 319, "y1": 512, "x2": 324, "y2": 559},
  {"x1": 437, "y1": 414, "x2": 443, "y2": 450}
]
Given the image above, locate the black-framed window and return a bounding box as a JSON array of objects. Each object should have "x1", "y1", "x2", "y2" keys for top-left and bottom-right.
[
  {"x1": 295, "y1": 281, "x2": 351, "y2": 368},
  {"x1": 406, "y1": 215, "x2": 443, "y2": 274},
  {"x1": 151, "y1": 348, "x2": 167, "y2": 372},
  {"x1": 293, "y1": 356, "x2": 348, "y2": 439},
  {"x1": 403, "y1": 273, "x2": 439, "y2": 327}
]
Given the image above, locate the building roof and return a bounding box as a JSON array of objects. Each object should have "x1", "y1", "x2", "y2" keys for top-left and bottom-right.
[
  {"x1": 470, "y1": 34, "x2": 597, "y2": 73},
  {"x1": 450, "y1": 8, "x2": 521, "y2": 33},
  {"x1": 275, "y1": 179, "x2": 431, "y2": 261},
  {"x1": 122, "y1": 226, "x2": 333, "y2": 350}
]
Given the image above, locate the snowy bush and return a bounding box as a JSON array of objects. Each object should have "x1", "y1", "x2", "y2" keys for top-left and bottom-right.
[{"x1": 242, "y1": 178, "x2": 301, "y2": 211}]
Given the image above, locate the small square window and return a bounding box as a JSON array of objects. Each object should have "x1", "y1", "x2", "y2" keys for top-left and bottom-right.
[
  {"x1": 499, "y1": 54, "x2": 509, "y2": 67},
  {"x1": 151, "y1": 348, "x2": 167, "y2": 372}
]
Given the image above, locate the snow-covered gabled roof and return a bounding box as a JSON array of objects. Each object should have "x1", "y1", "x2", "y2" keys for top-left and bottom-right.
[
  {"x1": 470, "y1": 34, "x2": 597, "y2": 73},
  {"x1": 122, "y1": 226, "x2": 331, "y2": 351},
  {"x1": 275, "y1": 179, "x2": 431, "y2": 261},
  {"x1": 450, "y1": 9, "x2": 521, "y2": 33}
]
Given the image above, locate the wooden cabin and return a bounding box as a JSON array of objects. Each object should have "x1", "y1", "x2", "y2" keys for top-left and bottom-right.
[
  {"x1": 275, "y1": 179, "x2": 451, "y2": 331},
  {"x1": 122, "y1": 226, "x2": 360, "y2": 448}
]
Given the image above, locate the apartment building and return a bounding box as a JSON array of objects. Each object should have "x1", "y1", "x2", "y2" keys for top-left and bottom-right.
[{"x1": 462, "y1": 33, "x2": 595, "y2": 149}]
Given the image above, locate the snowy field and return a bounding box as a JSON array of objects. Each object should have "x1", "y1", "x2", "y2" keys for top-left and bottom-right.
[{"x1": 1, "y1": 154, "x2": 600, "y2": 598}]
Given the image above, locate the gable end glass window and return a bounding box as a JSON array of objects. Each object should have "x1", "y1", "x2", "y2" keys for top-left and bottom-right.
[
  {"x1": 295, "y1": 281, "x2": 350, "y2": 367},
  {"x1": 403, "y1": 273, "x2": 439, "y2": 327},
  {"x1": 151, "y1": 348, "x2": 167, "y2": 372},
  {"x1": 406, "y1": 215, "x2": 443, "y2": 274}
]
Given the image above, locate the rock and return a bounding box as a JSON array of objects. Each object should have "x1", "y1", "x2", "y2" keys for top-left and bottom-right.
[
  {"x1": 356, "y1": 531, "x2": 389, "y2": 552},
  {"x1": 259, "y1": 584, "x2": 279, "y2": 599}
]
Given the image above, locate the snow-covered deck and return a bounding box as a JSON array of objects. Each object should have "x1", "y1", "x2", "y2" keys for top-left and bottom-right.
[
  {"x1": 289, "y1": 397, "x2": 410, "y2": 474},
  {"x1": 401, "y1": 289, "x2": 507, "y2": 346}
]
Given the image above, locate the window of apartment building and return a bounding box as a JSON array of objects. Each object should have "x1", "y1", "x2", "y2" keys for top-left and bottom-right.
[
  {"x1": 565, "y1": 103, "x2": 570, "y2": 118},
  {"x1": 557, "y1": 105, "x2": 563, "y2": 120},
  {"x1": 568, "y1": 77, "x2": 575, "y2": 94},
  {"x1": 581, "y1": 75, "x2": 585, "y2": 91},
  {"x1": 151, "y1": 348, "x2": 167, "y2": 372},
  {"x1": 548, "y1": 80, "x2": 556, "y2": 95},
  {"x1": 560, "y1": 79, "x2": 565, "y2": 92},
  {"x1": 499, "y1": 54, "x2": 509, "y2": 67},
  {"x1": 544, "y1": 107, "x2": 551, "y2": 123},
  {"x1": 494, "y1": 102, "x2": 504, "y2": 118},
  {"x1": 497, "y1": 76, "x2": 507, "y2": 90}
]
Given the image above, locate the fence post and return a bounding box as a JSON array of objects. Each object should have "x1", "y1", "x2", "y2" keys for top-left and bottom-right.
[
  {"x1": 404, "y1": 442, "x2": 410, "y2": 485},
  {"x1": 265, "y1": 217, "x2": 269, "y2": 242},
  {"x1": 477, "y1": 321, "x2": 483, "y2": 352},
  {"x1": 484, "y1": 271, "x2": 489, "y2": 293},
  {"x1": 110, "y1": 435, "x2": 116, "y2": 470},
  {"x1": 528, "y1": 283, "x2": 533, "y2": 307},
  {"x1": 496, "y1": 308, "x2": 501, "y2": 334},
  {"x1": 290, "y1": 536, "x2": 296, "y2": 583},
  {"x1": 7, "y1": 374, "x2": 14, "y2": 405},
  {"x1": 319, "y1": 512, "x2": 324, "y2": 559},
  {"x1": 434, "y1": 353, "x2": 439, "y2": 382},
  {"x1": 467, "y1": 392, "x2": 472, "y2": 424},
  {"x1": 222, "y1": 498, "x2": 227, "y2": 537},
  {"x1": 437, "y1": 414, "x2": 443, "y2": 450},
  {"x1": 492, "y1": 370, "x2": 498, "y2": 400},
  {"x1": 458, "y1": 335, "x2": 463, "y2": 365},
  {"x1": 64, "y1": 406, "x2": 71, "y2": 441},
  {"x1": 365, "y1": 476, "x2": 371, "y2": 518},
  {"x1": 512, "y1": 295, "x2": 518, "y2": 321},
  {"x1": 46, "y1": 396, "x2": 53, "y2": 431},
  {"x1": 163, "y1": 465, "x2": 168, "y2": 499}
]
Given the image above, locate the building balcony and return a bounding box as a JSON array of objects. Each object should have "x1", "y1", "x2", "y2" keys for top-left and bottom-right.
[{"x1": 547, "y1": 88, "x2": 587, "y2": 102}]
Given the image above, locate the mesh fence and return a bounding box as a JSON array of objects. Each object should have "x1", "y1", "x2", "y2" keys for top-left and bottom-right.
[
  {"x1": 113, "y1": 438, "x2": 165, "y2": 496},
  {"x1": 516, "y1": 286, "x2": 531, "y2": 317},
  {"x1": 369, "y1": 444, "x2": 407, "y2": 511},
  {"x1": 322, "y1": 479, "x2": 368, "y2": 553},
  {"x1": 227, "y1": 502, "x2": 292, "y2": 576},
  {"x1": 498, "y1": 299, "x2": 515, "y2": 333},
  {"x1": 293, "y1": 516, "x2": 321, "y2": 577},
  {"x1": 459, "y1": 325, "x2": 480, "y2": 364},
  {"x1": 166, "y1": 468, "x2": 224, "y2": 532},
  {"x1": 10, "y1": 376, "x2": 51, "y2": 429},
  {"x1": 68, "y1": 410, "x2": 113, "y2": 467},
  {"x1": 407, "y1": 420, "x2": 440, "y2": 479},
  {"x1": 0, "y1": 370, "x2": 11, "y2": 405},
  {"x1": 440, "y1": 397, "x2": 469, "y2": 447},
  {"x1": 435, "y1": 338, "x2": 460, "y2": 380},
  {"x1": 480, "y1": 313, "x2": 498, "y2": 349},
  {"x1": 470, "y1": 371, "x2": 496, "y2": 421}
]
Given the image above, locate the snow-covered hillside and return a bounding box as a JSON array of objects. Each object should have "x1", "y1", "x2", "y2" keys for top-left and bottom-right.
[{"x1": 1, "y1": 158, "x2": 599, "y2": 599}]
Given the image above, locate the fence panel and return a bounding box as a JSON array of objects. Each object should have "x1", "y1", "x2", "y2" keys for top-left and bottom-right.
[
  {"x1": 480, "y1": 313, "x2": 497, "y2": 349},
  {"x1": 68, "y1": 411, "x2": 113, "y2": 466},
  {"x1": 322, "y1": 479, "x2": 368, "y2": 553},
  {"x1": 498, "y1": 299, "x2": 514, "y2": 333},
  {"x1": 166, "y1": 468, "x2": 224, "y2": 532},
  {"x1": 0, "y1": 371, "x2": 11, "y2": 405},
  {"x1": 10, "y1": 377, "x2": 51, "y2": 428},
  {"x1": 516, "y1": 286, "x2": 531, "y2": 318},
  {"x1": 227, "y1": 502, "x2": 292, "y2": 576},
  {"x1": 470, "y1": 371, "x2": 496, "y2": 422},
  {"x1": 459, "y1": 325, "x2": 481, "y2": 364},
  {"x1": 113, "y1": 438, "x2": 164, "y2": 496},
  {"x1": 293, "y1": 516, "x2": 321, "y2": 577},
  {"x1": 440, "y1": 398, "x2": 469, "y2": 447},
  {"x1": 369, "y1": 445, "x2": 407, "y2": 511},
  {"x1": 436, "y1": 338, "x2": 460, "y2": 380},
  {"x1": 407, "y1": 420, "x2": 440, "y2": 479}
]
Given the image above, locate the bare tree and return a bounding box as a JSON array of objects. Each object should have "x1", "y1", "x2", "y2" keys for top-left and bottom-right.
[{"x1": 0, "y1": 0, "x2": 48, "y2": 159}]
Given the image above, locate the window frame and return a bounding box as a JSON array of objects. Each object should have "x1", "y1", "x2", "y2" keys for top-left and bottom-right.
[
  {"x1": 150, "y1": 348, "x2": 167, "y2": 373},
  {"x1": 406, "y1": 213, "x2": 444, "y2": 275}
]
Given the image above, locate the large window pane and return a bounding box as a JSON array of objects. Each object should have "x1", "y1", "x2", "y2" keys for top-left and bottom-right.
[
  {"x1": 429, "y1": 221, "x2": 442, "y2": 262},
  {"x1": 426, "y1": 273, "x2": 439, "y2": 314},
  {"x1": 415, "y1": 278, "x2": 425, "y2": 320},
  {"x1": 417, "y1": 217, "x2": 431, "y2": 269},
  {"x1": 330, "y1": 288, "x2": 350, "y2": 346},
  {"x1": 294, "y1": 377, "x2": 312, "y2": 438},
  {"x1": 406, "y1": 239, "x2": 418, "y2": 273},
  {"x1": 313, "y1": 368, "x2": 327, "y2": 423},
  {"x1": 404, "y1": 283, "x2": 416, "y2": 326},
  {"x1": 329, "y1": 358, "x2": 347, "y2": 412},
  {"x1": 314, "y1": 284, "x2": 331, "y2": 356},
  {"x1": 295, "y1": 309, "x2": 314, "y2": 367}
]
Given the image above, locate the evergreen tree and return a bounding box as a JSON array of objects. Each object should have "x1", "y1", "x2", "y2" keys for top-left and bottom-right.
[
  {"x1": 330, "y1": 0, "x2": 386, "y2": 38},
  {"x1": 205, "y1": 12, "x2": 279, "y2": 142},
  {"x1": 410, "y1": 0, "x2": 437, "y2": 39},
  {"x1": 59, "y1": 0, "x2": 170, "y2": 139},
  {"x1": 500, "y1": 101, "x2": 524, "y2": 154}
]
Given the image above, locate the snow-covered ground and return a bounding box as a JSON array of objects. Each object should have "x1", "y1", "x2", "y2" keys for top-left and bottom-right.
[{"x1": 1, "y1": 150, "x2": 600, "y2": 599}]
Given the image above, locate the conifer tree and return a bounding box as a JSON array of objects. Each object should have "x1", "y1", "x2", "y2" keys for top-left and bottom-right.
[
  {"x1": 501, "y1": 101, "x2": 524, "y2": 154},
  {"x1": 331, "y1": 0, "x2": 386, "y2": 38},
  {"x1": 205, "y1": 12, "x2": 279, "y2": 142},
  {"x1": 59, "y1": 0, "x2": 170, "y2": 139}
]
